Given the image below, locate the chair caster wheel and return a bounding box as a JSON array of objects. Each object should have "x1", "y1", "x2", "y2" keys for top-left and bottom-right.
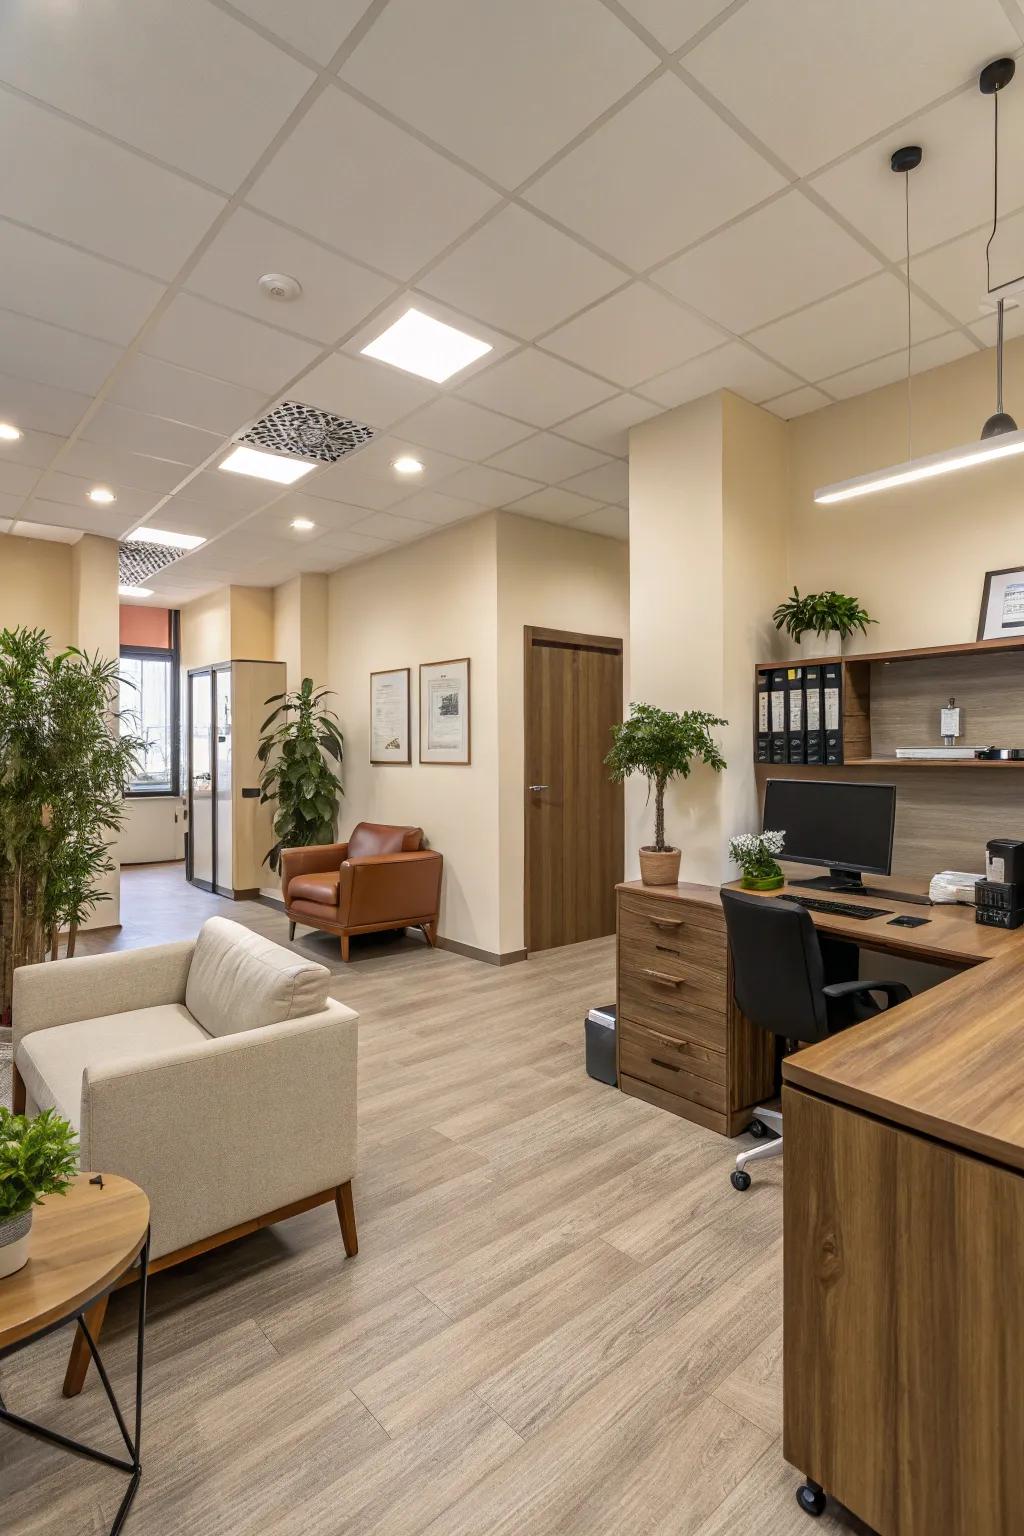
[
  {"x1": 748, "y1": 1118, "x2": 770, "y2": 1139},
  {"x1": 796, "y1": 1481, "x2": 826, "y2": 1516},
  {"x1": 731, "y1": 1169, "x2": 751, "y2": 1191}
]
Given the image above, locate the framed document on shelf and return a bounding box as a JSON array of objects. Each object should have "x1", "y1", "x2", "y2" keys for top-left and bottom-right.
[
  {"x1": 978, "y1": 565, "x2": 1024, "y2": 639},
  {"x1": 420, "y1": 658, "x2": 470, "y2": 764},
  {"x1": 370, "y1": 667, "x2": 410, "y2": 764}
]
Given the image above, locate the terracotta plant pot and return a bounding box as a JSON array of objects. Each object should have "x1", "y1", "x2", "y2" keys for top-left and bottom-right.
[
  {"x1": 0, "y1": 1210, "x2": 32, "y2": 1280},
  {"x1": 639, "y1": 846, "x2": 681, "y2": 886}
]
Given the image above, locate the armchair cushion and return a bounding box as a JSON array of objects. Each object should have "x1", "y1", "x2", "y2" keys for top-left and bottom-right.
[
  {"x1": 288, "y1": 871, "x2": 340, "y2": 906},
  {"x1": 185, "y1": 916, "x2": 330, "y2": 1037},
  {"x1": 16, "y1": 1004, "x2": 208, "y2": 1131},
  {"x1": 347, "y1": 822, "x2": 423, "y2": 857}
]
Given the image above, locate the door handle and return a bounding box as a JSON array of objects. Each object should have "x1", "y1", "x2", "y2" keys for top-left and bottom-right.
[
  {"x1": 528, "y1": 784, "x2": 549, "y2": 792},
  {"x1": 642, "y1": 968, "x2": 683, "y2": 987}
]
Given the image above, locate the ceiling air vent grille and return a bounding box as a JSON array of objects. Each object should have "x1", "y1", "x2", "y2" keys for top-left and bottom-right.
[
  {"x1": 239, "y1": 401, "x2": 375, "y2": 465},
  {"x1": 119, "y1": 542, "x2": 186, "y2": 585}
]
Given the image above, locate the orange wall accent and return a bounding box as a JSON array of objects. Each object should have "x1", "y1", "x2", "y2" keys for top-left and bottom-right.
[{"x1": 119, "y1": 605, "x2": 170, "y2": 648}]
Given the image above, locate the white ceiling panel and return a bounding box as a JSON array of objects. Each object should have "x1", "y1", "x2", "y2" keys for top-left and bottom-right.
[
  {"x1": 970, "y1": 305, "x2": 1024, "y2": 347},
  {"x1": 653, "y1": 191, "x2": 880, "y2": 334},
  {"x1": 762, "y1": 385, "x2": 833, "y2": 419},
  {"x1": 400, "y1": 398, "x2": 532, "y2": 460},
  {"x1": 9, "y1": 519, "x2": 84, "y2": 544},
  {"x1": 569, "y1": 504, "x2": 628, "y2": 540},
  {"x1": 685, "y1": 0, "x2": 1019, "y2": 176},
  {"x1": 304, "y1": 460, "x2": 413, "y2": 511},
  {"x1": 172, "y1": 467, "x2": 279, "y2": 513},
  {"x1": 0, "y1": 428, "x2": 66, "y2": 471},
  {"x1": 186, "y1": 207, "x2": 396, "y2": 344},
  {"x1": 346, "y1": 510, "x2": 434, "y2": 543},
  {"x1": 60, "y1": 440, "x2": 190, "y2": 496},
  {"x1": 459, "y1": 349, "x2": 615, "y2": 427},
  {"x1": 337, "y1": 435, "x2": 469, "y2": 490},
  {"x1": 614, "y1": 0, "x2": 734, "y2": 52},
  {"x1": 560, "y1": 459, "x2": 629, "y2": 506},
  {"x1": 136, "y1": 498, "x2": 244, "y2": 539},
  {"x1": 106, "y1": 355, "x2": 266, "y2": 437},
  {"x1": 0, "y1": 493, "x2": 26, "y2": 523},
  {"x1": 0, "y1": 460, "x2": 42, "y2": 499},
  {"x1": 813, "y1": 85, "x2": 1024, "y2": 261},
  {"x1": 0, "y1": 372, "x2": 93, "y2": 438},
  {"x1": 294, "y1": 352, "x2": 436, "y2": 432},
  {"x1": 913, "y1": 208, "x2": 1024, "y2": 325},
  {"x1": 440, "y1": 464, "x2": 543, "y2": 507},
  {"x1": 85, "y1": 403, "x2": 224, "y2": 466},
  {"x1": 507, "y1": 486, "x2": 603, "y2": 522},
  {"x1": 22, "y1": 496, "x2": 136, "y2": 538},
  {"x1": 311, "y1": 529, "x2": 396, "y2": 558},
  {"x1": 267, "y1": 494, "x2": 381, "y2": 534},
  {"x1": 417, "y1": 205, "x2": 625, "y2": 340},
  {"x1": 0, "y1": 520, "x2": 13, "y2": 535},
  {"x1": 0, "y1": 222, "x2": 165, "y2": 347},
  {"x1": 819, "y1": 330, "x2": 977, "y2": 400},
  {"x1": 556, "y1": 393, "x2": 657, "y2": 455},
  {"x1": 228, "y1": 0, "x2": 373, "y2": 63},
  {"x1": 248, "y1": 88, "x2": 499, "y2": 280},
  {"x1": 141, "y1": 294, "x2": 320, "y2": 395},
  {"x1": 747, "y1": 273, "x2": 948, "y2": 382},
  {"x1": 32, "y1": 471, "x2": 159, "y2": 522},
  {"x1": 339, "y1": 0, "x2": 657, "y2": 188},
  {"x1": 487, "y1": 433, "x2": 611, "y2": 482},
  {"x1": 639, "y1": 341, "x2": 800, "y2": 409},
  {"x1": 544, "y1": 284, "x2": 723, "y2": 388},
  {"x1": 527, "y1": 74, "x2": 784, "y2": 270},
  {"x1": 0, "y1": 94, "x2": 226, "y2": 280},
  {"x1": 392, "y1": 490, "x2": 485, "y2": 525},
  {"x1": 0, "y1": 0, "x2": 315, "y2": 189},
  {"x1": 0, "y1": 310, "x2": 122, "y2": 396}
]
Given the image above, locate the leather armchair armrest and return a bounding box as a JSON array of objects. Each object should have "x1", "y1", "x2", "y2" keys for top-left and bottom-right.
[
  {"x1": 338, "y1": 850, "x2": 443, "y2": 928},
  {"x1": 822, "y1": 978, "x2": 912, "y2": 1009},
  {"x1": 281, "y1": 842, "x2": 349, "y2": 903}
]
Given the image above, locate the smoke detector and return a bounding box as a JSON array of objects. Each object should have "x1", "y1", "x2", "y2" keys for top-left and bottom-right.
[{"x1": 258, "y1": 272, "x2": 302, "y2": 302}]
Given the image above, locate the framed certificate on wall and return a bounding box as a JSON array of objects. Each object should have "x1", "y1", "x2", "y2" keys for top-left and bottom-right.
[
  {"x1": 979, "y1": 566, "x2": 1024, "y2": 639},
  {"x1": 370, "y1": 668, "x2": 410, "y2": 764},
  {"x1": 420, "y1": 658, "x2": 470, "y2": 764}
]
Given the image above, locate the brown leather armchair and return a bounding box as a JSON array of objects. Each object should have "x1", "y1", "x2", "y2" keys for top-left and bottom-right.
[{"x1": 281, "y1": 822, "x2": 443, "y2": 961}]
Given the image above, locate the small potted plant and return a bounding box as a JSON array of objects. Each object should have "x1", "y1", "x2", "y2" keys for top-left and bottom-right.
[
  {"x1": 0, "y1": 1106, "x2": 78, "y2": 1279},
  {"x1": 606, "y1": 702, "x2": 727, "y2": 886},
  {"x1": 772, "y1": 588, "x2": 875, "y2": 657},
  {"x1": 729, "y1": 830, "x2": 786, "y2": 891}
]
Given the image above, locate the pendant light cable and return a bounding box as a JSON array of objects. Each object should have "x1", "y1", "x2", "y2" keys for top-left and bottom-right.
[
  {"x1": 981, "y1": 56, "x2": 1022, "y2": 298},
  {"x1": 904, "y1": 166, "x2": 913, "y2": 461}
]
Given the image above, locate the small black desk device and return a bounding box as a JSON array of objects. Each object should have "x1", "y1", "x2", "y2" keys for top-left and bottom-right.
[{"x1": 888, "y1": 914, "x2": 931, "y2": 928}]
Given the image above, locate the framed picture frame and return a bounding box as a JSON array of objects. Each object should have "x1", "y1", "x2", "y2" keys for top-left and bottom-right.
[
  {"x1": 419, "y1": 658, "x2": 471, "y2": 765},
  {"x1": 370, "y1": 667, "x2": 411, "y2": 764},
  {"x1": 977, "y1": 566, "x2": 1024, "y2": 640}
]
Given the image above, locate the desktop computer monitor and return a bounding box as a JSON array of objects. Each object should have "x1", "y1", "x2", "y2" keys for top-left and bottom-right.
[{"x1": 762, "y1": 778, "x2": 896, "y2": 894}]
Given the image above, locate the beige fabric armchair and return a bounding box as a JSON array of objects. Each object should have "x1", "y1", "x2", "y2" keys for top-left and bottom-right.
[{"x1": 12, "y1": 916, "x2": 358, "y2": 1395}]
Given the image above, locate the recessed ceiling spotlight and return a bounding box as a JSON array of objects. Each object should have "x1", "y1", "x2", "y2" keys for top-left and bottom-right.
[
  {"x1": 88, "y1": 485, "x2": 116, "y2": 504},
  {"x1": 219, "y1": 444, "x2": 316, "y2": 484},
  {"x1": 118, "y1": 584, "x2": 153, "y2": 598},
  {"x1": 392, "y1": 455, "x2": 424, "y2": 476},
  {"x1": 0, "y1": 422, "x2": 22, "y2": 442},
  {"x1": 291, "y1": 517, "x2": 316, "y2": 531},
  {"x1": 127, "y1": 527, "x2": 206, "y2": 550},
  {"x1": 361, "y1": 307, "x2": 492, "y2": 383},
  {"x1": 258, "y1": 272, "x2": 303, "y2": 302}
]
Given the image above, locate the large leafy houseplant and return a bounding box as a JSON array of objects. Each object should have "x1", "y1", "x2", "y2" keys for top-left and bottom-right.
[
  {"x1": 606, "y1": 703, "x2": 727, "y2": 883},
  {"x1": 0, "y1": 1105, "x2": 78, "y2": 1276},
  {"x1": 258, "y1": 677, "x2": 344, "y2": 874},
  {"x1": 772, "y1": 587, "x2": 875, "y2": 646},
  {"x1": 0, "y1": 628, "x2": 141, "y2": 1020}
]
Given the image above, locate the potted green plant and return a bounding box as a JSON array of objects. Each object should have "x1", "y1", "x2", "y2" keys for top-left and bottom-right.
[
  {"x1": 729, "y1": 830, "x2": 786, "y2": 891},
  {"x1": 606, "y1": 702, "x2": 727, "y2": 886},
  {"x1": 257, "y1": 677, "x2": 345, "y2": 873},
  {"x1": 0, "y1": 1105, "x2": 78, "y2": 1278},
  {"x1": 772, "y1": 588, "x2": 875, "y2": 657}
]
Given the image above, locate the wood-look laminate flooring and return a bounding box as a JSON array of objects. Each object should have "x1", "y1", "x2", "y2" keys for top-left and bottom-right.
[{"x1": 1, "y1": 864, "x2": 872, "y2": 1535}]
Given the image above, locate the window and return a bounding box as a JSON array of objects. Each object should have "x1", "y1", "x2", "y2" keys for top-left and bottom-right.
[{"x1": 120, "y1": 613, "x2": 180, "y2": 795}]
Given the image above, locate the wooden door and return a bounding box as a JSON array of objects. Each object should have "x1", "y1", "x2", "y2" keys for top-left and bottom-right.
[{"x1": 524, "y1": 626, "x2": 624, "y2": 952}]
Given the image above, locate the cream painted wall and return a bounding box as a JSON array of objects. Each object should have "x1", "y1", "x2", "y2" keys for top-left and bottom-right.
[
  {"x1": 495, "y1": 512, "x2": 629, "y2": 953},
  {"x1": 273, "y1": 573, "x2": 328, "y2": 691},
  {"x1": 789, "y1": 337, "x2": 1024, "y2": 653},
  {"x1": 230, "y1": 585, "x2": 275, "y2": 660},
  {"x1": 327, "y1": 513, "x2": 501, "y2": 954},
  {"x1": 0, "y1": 535, "x2": 75, "y2": 646},
  {"x1": 180, "y1": 588, "x2": 230, "y2": 672}
]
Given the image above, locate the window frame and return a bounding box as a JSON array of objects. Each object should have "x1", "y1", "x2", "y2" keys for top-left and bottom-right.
[{"x1": 120, "y1": 610, "x2": 181, "y2": 798}]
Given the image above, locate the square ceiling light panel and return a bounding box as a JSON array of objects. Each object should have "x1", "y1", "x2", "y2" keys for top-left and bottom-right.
[{"x1": 361, "y1": 308, "x2": 492, "y2": 383}]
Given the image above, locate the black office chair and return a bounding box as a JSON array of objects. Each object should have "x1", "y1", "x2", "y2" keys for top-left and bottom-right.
[{"x1": 720, "y1": 889, "x2": 911, "y2": 1190}]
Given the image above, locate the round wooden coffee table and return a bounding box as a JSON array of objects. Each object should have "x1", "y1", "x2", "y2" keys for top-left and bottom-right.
[{"x1": 0, "y1": 1172, "x2": 150, "y2": 1535}]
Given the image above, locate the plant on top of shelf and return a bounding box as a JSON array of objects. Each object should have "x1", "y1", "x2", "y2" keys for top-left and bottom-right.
[
  {"x1": 729, "y1": 830, "x2": 786, "y2": 891},
  {"x1": 772, "y1": 588, "x2": 876, "y2": 647},
  {"x1": 257, "y1": 677, "x2": 344, "y2": 874},
  {"x1": 606, "y1": 702, "x2": 727, "y2": 887},
  {"x1": 0, "y1": 1105, "x2": 79, "y2": 1278}
]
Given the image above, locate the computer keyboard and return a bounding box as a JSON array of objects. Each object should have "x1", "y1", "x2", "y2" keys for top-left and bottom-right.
[{"x1": 772, "y1": 894, "x2": 892, "y2": 920}]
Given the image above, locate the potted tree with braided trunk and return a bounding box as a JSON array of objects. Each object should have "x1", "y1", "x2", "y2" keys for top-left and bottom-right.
[{"x1": 606, "y1": 703, "x2": 727, "y2": 886}]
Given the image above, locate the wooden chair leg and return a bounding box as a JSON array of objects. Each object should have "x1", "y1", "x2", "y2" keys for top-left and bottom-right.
[
  {"x1": 421, "y1": 920, "x2": 438, "y2": 948},
  {"x1": 63, "y1": 1293, "x2": 109, "y2": 1397},
  {"x1": 12, "y1": 1064, "x2": 26, "y2": 1114},
  {"x1": 340, "y1": 933, "x2": 350, "y2": 962},
  {"x1": 335, "y1": 1181, "x2": 358, "y2": 1256},
  {"x1": 288, "y1": 919, "x2": 296, "y2": 941}
]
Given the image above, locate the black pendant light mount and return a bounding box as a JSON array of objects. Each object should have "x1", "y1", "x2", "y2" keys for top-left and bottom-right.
[
  {"x1": 980, "y1": 56, "x2": 1015, "y2": 96},
  {"x1": 890, "y1": 144, "x2": 922, "y2": 174},
  {"x1": 980, "y1": 56, "x2": 1019, "y2": 437}
]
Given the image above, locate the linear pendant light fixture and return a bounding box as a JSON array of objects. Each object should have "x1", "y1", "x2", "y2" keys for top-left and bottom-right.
[{"x1": 816, "y1": 58, "x2": 1022, "y2": 506}]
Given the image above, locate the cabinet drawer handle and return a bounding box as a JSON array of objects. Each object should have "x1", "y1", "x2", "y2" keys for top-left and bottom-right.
[
  {"x1": 655, "y1": 943, "x2": 680, "y2": 955},
  {"x1": 650, "y1": 917, "x2": 684, "y2": 930},
  {"x1": 651, "y1": 1057, "x2": 681, "y2": 1073},
  {"x1": 642, "y1": 968, "x2": 683, "y2": 987}
]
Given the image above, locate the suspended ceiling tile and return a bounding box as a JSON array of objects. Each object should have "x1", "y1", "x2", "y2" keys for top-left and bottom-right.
[
  {"x1": 140, "y1": 293, "x2": 321, "y2": 395},
  {"x1": 638, "y1": 341, "x2": 800, "y2": 409},
  {"x1": 555, "y1": 393, "x2": 658, "y2": 455},
  {"x1": 544, "y1": 283, "x2": 722, "y2": 388},
  {"x1": 458, "y1": 348, "x2": 615, "y2": 428},
  {"x1": 569, "y1": 503, "x2": 629, "y2": 540},
  {"x1": 487, "y1": 432, "x2": 611, "y2": 482}
]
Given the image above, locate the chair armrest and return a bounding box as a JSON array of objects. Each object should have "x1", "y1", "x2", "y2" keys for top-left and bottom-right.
[
  {"x1": 281, "y1": 843, "x2": 349, "y2": 902},
  {"x1": 12, "y1": 940, "x2": 195, "y2": 1049},
  {"x1": 80, "y1": 1001, "x2": 358, "y2": 1260},
  {"x1": 822, "y1": 978, "x2": 912, "y2": 1008},
  {"x1": 339, "y1": 850, "x2": 443, "y2": 928}
]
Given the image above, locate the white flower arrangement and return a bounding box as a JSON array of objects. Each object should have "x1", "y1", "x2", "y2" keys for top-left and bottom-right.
[{"x1": 729, "y1": 830, "x2": 786, "y2": 884}]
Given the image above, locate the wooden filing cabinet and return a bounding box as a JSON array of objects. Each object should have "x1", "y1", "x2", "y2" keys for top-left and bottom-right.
[{"x1": 615, "y1": 881, "x2": 774, "y2": 1137}]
